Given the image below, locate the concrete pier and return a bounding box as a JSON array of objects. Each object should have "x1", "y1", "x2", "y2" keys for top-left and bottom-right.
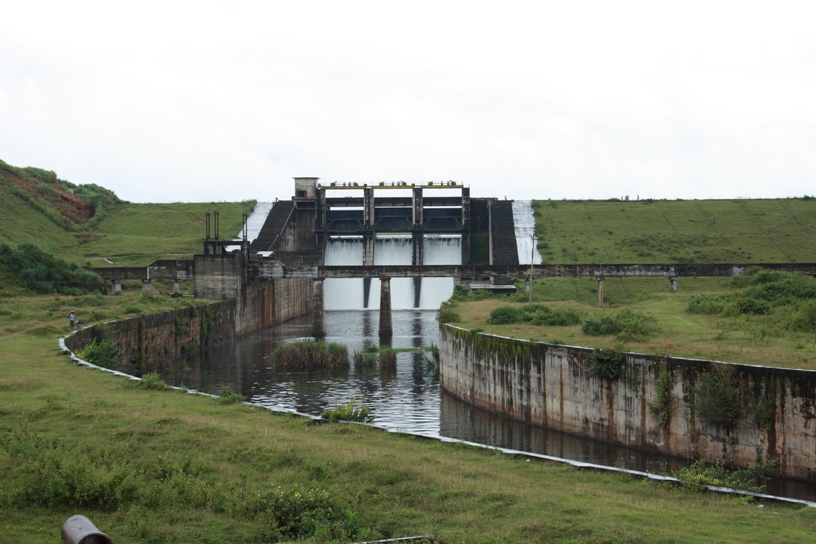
[
  {"x1": 311, "y1": 278, "x2": 327, "y2": 337},
  {"x1": 363, "y1": 277, "x2": 372, "y2": 309},
  {"x1": 364, "y1": 186, "x2": 375, "y2": 229},
  {"x1": 111, "y1": 280, "x2": 122, "y2": 296},
  {"x1": 411, "y1": 231, "x2": 423, "y2": 266},
  {"x1": 363, "y1": 233, "x2": 375, "y2": 267},
  {"x1": 670, "y1": 276, "x2": 678, "y2": 292},
  {"x1": 412, "y1": 186, "x2": 423, "y2": 226},
  {"x1": 171, "y1": 280, "x2": 182, "y2": 298},
  {"x1": 378, "y1": 276, "x2": 393, "y2": 338},
  {"x1": 596, "y1": 276, "x2": 604, "y2": 308},
  {"x1": 142, "y1": 279, "x2": 151, "y2": 294},
  {"x1": 461, "y1": 187, "x2": 471, "y2": 265}
]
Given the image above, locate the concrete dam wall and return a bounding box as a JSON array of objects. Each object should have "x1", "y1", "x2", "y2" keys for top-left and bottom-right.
[
  {"x1": 194, "y1": 253, "x2": 313, "y2": 336},
  {"x1": 439, "y1": 324, "x2": 816, "y2": 481}
]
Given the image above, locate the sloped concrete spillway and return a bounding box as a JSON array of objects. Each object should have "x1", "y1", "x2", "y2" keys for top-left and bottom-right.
[
  {"x1": 512, "y1": 200, "x2": 542, "y2": 265},
  {"x1": 225, "y1": 201, "x2": 274, "y2": 252}
]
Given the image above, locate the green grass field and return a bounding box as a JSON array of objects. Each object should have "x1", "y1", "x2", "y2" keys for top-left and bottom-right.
[
  {"x1": 448, "y1": 275, "x2": 816, "y2": 370},
  {"x1": 533, "y1": 198, "x2": 816, "y2": 264},
  {"x1": 2, "y1": 291, "x2": 816, "y2": 543},
  {"x1": 75, "y1": 200, "x2": 255, "y2": 267}
]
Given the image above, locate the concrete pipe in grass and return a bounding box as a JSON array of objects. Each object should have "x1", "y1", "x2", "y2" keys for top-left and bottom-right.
[{"x1": 61, "y1": 515, "x2": 113, "y2": 544}]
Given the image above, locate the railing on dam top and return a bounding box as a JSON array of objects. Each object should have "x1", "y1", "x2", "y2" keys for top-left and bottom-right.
[{"x1": 262, "y1": 262, "x2": 816, "y2": 280}]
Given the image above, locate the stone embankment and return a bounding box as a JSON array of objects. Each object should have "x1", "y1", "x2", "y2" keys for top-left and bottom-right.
[{"x1": 439, "y1": 324, "x2": 816, "y2": 481}]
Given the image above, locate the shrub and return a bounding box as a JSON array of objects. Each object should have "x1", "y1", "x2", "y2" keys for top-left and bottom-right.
[
  {"x1": 0, "y1": 243, "x2": 105, "y2": 295},
  {"x1": 687, "y1": 296, "x2": 727, "y2": 315},
  {"x1": 587, "y1": 349, "x2": 625, "y2": 380},
  {"x1": 649, "y1": 369, "x2": 673, "y2": 428},
  {"x1": 217, "y1": 385, "x2": 246, "y2": 405},
  {"x1": 253, "y1": 484, "x2": 357, "y2": 541},
  {"x1": 273, "y1": 340, "x2": 349, "y2": 370},
  {"x1": 689, "y1": 365, "x2": 743, "y2": 429},
  {"x1": 791, "y1": 301, "x2": 816, "y2": 332},
  {"x1": 674, "y1": 459, "x2": 776, "y2": 492},
  {"x1": 76, "y1": 338, "x2": 121, "y2": 369},
  {"x1": 487, "y1": 306, "x2": 523, "y2": 325},
  {"x1": 755, "y1": 395, "x2": 776, "y2": 430},
  {"x1": 0, "y1": 424, "x2": 363, "y2": 540},
  {"x1": 532, "y1": 307, "x2": 583, "y2": 326},
  {"x1": 735, "y1": 270, "x2": 816, "y2": 306},
  {"x1": 134, "y1": 373, "x2": 171, "y2": 391},
  {"x1": 735, "y1": 297, "x2": 770, "y2": 315},
  {"x1": 582, "y1": 309, "x2": 659, "y2": 340},
  {"x1": 486, "y1": 304, "x2": 583, "y2": 327},
  {"x1": 321, "y1": 398, "x2": 372, "y2": 422},
  {"x1": 437, "y1": 304, "x2": 461, "y2": 324},
  {"x1": 0, "y1": 431, "x2": 136, "y2": 509}
]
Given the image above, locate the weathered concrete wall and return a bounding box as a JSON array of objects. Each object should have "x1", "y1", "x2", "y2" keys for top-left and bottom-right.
[
  {"x1": 439, "y1": 325, "x2": 816, "y2": 481},
  {"x1": 194, "y1": 254, "x2": 245, "y2": 301},
  {"x1": 91, "y1": 260, "x2": 195, "y2": 282},
  {"x1": 195, "y1": 253, "x2": 312, "y2": 336},
  {"x1": 67, "y1": 273, "x2": 312, "y2": 373},
  {"x1": 65, "y1": 301, "x2": 236, "y2": 371},
  {"x1": 236, "y1": 277, "x2": 312, "y2": 336}
]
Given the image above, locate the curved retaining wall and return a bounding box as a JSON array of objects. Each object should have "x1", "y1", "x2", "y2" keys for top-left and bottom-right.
[
  {"x1": 439, "y1": 324, "x2": 816, "y2": 481},
  {"x1": 65, "y1": 277, "x2": 313, "y2": 371},
  {"x1": 64, "y1": 301, "x2": 237, "y2": 370}
]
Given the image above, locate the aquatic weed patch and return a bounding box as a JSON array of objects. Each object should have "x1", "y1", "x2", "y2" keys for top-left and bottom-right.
[
  {"x1": 321, "y1": 398, "x2": 372, "y2": 422},
  {"x1": 674, "y1": 459, "x2": 777, "y2": 493},
  {"x1": 273, "y1": 339, "x2": 349, "y2": 370}
]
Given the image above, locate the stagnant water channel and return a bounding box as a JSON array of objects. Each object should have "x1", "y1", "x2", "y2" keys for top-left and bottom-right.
[{"x1": 157, "y1": 309, "x2": 816, "y2": 502}]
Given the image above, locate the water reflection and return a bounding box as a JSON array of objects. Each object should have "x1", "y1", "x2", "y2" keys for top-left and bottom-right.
[{"x1": 160, "y1": 310, "x2": 816, "y2": 502}]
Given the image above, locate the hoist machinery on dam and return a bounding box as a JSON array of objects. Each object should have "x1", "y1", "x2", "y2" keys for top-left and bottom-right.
[{"x1": 292, "y1": 177, "x2": 472, "y2": 267}]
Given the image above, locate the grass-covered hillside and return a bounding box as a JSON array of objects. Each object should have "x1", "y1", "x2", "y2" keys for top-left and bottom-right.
[
  {"x1": 0, "y1": 159, "x2": 255, "y2": 267},
  {"x1": 533, "y1": 198, "x2": 816, "y2": 264}
]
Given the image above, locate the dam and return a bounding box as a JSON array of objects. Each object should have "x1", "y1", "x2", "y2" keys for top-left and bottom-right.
[{"x1": 80, "y1": 177, "x2": 816, "y2": 500}]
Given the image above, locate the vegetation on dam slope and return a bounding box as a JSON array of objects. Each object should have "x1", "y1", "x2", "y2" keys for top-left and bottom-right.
[{"x1": 532, "y1": 197, "x2": 816, "y2": 264}]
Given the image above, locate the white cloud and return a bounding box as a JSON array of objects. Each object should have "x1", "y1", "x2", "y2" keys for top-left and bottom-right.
[{"x1": 1, "y1": 1, "x2": 815, "y2": 202}]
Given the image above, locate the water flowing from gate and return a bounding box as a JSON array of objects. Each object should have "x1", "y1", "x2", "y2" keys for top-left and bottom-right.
[{"x1": 323, "y1": 234, "x2": 461, "y2": 310}]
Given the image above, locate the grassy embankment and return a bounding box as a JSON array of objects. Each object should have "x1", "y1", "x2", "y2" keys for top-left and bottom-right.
[
  {"x1": 532, "y1": 197, "x2": 816, "y2": 264},
  {"x1": 3, "y1": 292, "x2": 816, "y2": 542},
  {"x1": 0, "y1": 159, "x2": 255, "y2": 267},
  {"x1": 445, "y1": 198, "x2": 816, "y2": 369}
]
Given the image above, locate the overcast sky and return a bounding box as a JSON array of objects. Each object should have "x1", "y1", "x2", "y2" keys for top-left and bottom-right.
[{"x1": 2, "y1": 1, "x2": 815, "y2": 203}]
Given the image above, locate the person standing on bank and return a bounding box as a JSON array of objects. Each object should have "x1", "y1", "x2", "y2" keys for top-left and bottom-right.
[{"x1": 68, "y1": 311, "x2": 75, "y2": 331}]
